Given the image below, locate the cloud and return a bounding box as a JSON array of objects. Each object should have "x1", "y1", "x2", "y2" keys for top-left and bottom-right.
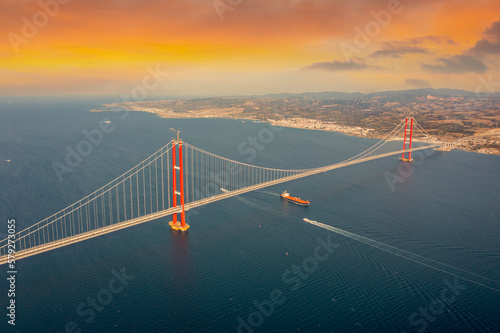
[
  {"x1": 301, "y1": 59, "x2": 381, "y2": 71},
  {"x1": 369, "y1": 35, "x2": 455, "y2": 58},
  {"x1": 404, "y1": 78, "x2": 431, "y2": 89},
  {"x1": 420, "y1": 21, "x2": 500, "y2": 75},
  {"x1": 421, "y1": 55, "x2": 487, "y2": 74},
  {"x1": 485, "y1": 20, "x2": 500, "y2": 37},
  {"x1": 404, "y1": 35, "x2": 456, "y2": 45},
  {"x1": 371, "y1": 45, "x2": 428, "y2": 58},
  {"x1": 470, "y1": 21, "x2": 500, "y2": 55}
]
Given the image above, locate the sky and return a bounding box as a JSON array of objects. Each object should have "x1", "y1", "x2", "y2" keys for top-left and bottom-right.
[{"x1": 1, "y1": 0, "x2": 499, "y2": 96}]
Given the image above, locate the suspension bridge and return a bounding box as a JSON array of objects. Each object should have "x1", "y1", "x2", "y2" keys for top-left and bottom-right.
[{"x1": 1, "y1": 117, "x2": 457, "y2": 265}]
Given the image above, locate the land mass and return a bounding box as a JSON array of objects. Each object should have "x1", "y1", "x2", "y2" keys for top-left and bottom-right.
[{"x1": 92, "y1": 88, "x2": 500, "y2": 155}]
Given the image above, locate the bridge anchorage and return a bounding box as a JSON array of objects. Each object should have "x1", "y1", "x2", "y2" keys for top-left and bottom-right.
[
  {"x1": 434, "y1": 139, "x2": 469, "y2": 152},
  {"x1": 435, "y1": 142, "x2": 456, "y2": 152}
]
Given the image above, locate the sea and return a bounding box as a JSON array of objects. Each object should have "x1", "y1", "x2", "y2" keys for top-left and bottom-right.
[{"x1": 0, "y1": 96, "x2": 499, "y2": 333}]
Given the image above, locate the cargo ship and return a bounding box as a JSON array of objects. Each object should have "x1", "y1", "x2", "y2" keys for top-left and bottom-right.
[{"x1": 280, "y1": 190, "x2": 310, "y2": 206}]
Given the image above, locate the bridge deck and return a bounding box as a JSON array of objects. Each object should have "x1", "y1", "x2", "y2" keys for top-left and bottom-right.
[{"x1": 0, "y1": 145, "x2": 437, "y2": 265}]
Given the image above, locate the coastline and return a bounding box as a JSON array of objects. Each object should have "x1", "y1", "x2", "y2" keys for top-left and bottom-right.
[
  {"x1": 91, "y1": 104, "x2": 390, "y2": 139},
  {"x1": 91, "y1": 104, "x2": 499, "y2": 155}
]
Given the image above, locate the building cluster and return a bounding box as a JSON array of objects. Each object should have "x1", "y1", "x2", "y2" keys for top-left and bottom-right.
[
  {"x1": 456, "y1": 138, "x2": 500, "y2": 155},
  {"x1": 268, "y1": 117, "x2": 373, "y2": 136},
  {"x1": 94, "y1": 94, "x2": 499, "y2": 155}
]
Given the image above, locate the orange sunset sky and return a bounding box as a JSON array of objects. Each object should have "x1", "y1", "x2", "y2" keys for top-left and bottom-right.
[{"x1": 1, "y1": 0, "x2": 499, "y2": 96}]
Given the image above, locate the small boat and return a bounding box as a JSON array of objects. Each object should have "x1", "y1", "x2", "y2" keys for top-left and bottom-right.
[{"x1": 280, "y1": 190, "x2": 310, "y2": 206}]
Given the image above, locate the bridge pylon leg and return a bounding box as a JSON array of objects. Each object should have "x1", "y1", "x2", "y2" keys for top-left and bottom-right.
[
  {"x1": 178, "y1": 142, "x2": 188, "y2": 230},
  {"x1": 401, "y1": 116, "x2": 414, "y2": 162},
  {"x1": 169, "y1": 140, "x2": 190, "y2": 231},
  {"x1": 401, "y1": 117, "x2": 408, "y2": 160},
  {"x1": 171, "y1": 142, "x2": 177, "y2": 224},
  {"x1": 408, "y1": 117, "x2": 414, "y2": 161}
]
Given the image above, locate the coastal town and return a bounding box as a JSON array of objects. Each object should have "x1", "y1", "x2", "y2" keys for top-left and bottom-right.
[
  {"x1": 92, "y1": 89, "x2": 500, "y2": 155},
  {"x1": 267, "y1": 117, "x2": 374, "y2": 137}
]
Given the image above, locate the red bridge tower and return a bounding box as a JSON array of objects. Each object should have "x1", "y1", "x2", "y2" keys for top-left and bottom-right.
[
  {"x1": 401, "y1": 116, "x2": 414, "y2": 162},
  {"x1": 169, "y1": 131, "x2": 189, "y2": 231}
]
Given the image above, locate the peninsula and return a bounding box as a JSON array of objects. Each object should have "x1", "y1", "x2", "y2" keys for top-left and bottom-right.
[{"x1": 92, "y1": 89, "x2": 500, "y2": 155}]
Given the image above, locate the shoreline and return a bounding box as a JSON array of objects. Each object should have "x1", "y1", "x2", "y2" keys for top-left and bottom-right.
[{"x1": 91, "y1": 105, "x2": 499, "y2": 155}]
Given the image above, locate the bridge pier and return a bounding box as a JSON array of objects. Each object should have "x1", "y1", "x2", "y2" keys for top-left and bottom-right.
[
  {"x1": 435, "y1": 142, "x2": 455, "y2": 151},
  {"x1": 169, "y1": 140, "x2": 190, "y2": 231}
]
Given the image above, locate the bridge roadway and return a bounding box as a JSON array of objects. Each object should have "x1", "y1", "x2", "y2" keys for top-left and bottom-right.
[{"x1": 0, "y1": 145, "x2": 438, "y2": 265}]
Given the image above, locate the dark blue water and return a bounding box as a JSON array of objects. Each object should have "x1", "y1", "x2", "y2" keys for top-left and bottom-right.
[{"x1": 1, "y1": 97, "x2": 499, "y2": 332}]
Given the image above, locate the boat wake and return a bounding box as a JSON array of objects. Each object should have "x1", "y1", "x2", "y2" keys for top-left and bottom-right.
[
  {"x1": 257, "y1": 190, "x2": 281, "y2": 196},
  {"x1": 304, "y1": 218, "x2": 500, "y2": 293}
]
